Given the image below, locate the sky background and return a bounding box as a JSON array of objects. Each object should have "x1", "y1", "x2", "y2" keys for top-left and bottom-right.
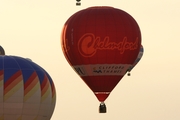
[{"x1": 1, "y1": 0, "x2": 180, "y2": 119}]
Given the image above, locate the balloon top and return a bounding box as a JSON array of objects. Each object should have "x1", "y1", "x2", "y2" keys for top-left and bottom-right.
[{"x1": 87, "y1": 6, "x2": 114, "y2": 9}]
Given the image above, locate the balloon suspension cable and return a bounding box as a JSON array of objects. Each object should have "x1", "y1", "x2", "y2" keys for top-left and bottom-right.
[{"x1": 99, "y1": 102, "x2": 107, "y2": 113}]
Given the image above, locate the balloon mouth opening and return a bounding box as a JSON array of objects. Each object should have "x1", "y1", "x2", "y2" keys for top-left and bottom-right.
[{"x1": 94, "y1": 92, "x2": 110, "y2": 102}]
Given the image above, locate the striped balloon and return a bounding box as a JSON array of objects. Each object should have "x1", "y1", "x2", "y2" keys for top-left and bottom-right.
[{"x1": 0, "y1": 56, "x2": 56, "y2": 120}]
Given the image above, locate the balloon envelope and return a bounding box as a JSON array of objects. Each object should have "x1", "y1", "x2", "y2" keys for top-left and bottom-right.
[
  {"x1": 0, "y1": 56, "x2": 56, "y2": 120},
  {"x1": 61, "y1": 6, "x2": 141, "y2": 102}
]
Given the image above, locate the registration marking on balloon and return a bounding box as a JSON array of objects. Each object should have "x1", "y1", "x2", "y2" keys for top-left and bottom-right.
[{"x1": 73, "y1": 64, "x2": 131, "y2": 76}]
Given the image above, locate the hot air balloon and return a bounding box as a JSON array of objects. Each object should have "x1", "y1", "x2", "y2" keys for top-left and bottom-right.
[
  {"x1": 76, "y1": 0, "x2": 81, "y2": 6},
  {"x1": 61, "y1": 6, "x2": 141, "y2": 113},
  {"x1": 0, "y1": 55, "x2": 56, "y2": 120},
  {"x1": 127, "y1": 45, "x2": 144, "y2": 76},
  {"x1": 0, "y1": 46, "x2": 5, "y2": 55}
]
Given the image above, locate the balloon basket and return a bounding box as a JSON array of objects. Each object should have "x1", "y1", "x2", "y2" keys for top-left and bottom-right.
[{"x1": 99, "y1": 102, "x2": 107, "y2": 113}]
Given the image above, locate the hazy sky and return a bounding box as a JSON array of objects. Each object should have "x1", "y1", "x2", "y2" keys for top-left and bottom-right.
[{"x1": 1, "y1": 0, "x2": 180, "y2": 119}]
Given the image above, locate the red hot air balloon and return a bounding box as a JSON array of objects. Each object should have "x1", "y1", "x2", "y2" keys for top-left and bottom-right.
[
  {"x1": 61, "y1": 6, "x2": 141, "y2": 113},
  {"x1": 0, "y1": 55, "x2": 56, "y2": 119}
]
